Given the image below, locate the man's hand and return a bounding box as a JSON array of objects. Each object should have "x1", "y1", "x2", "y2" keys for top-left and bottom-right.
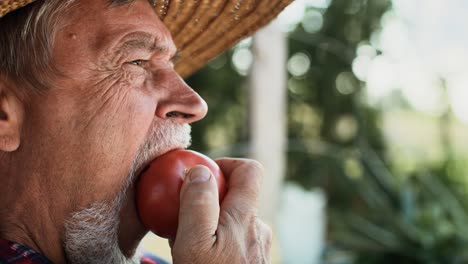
[{"x1": 171, "y1": 159, "x2": 272, "y2": 263}]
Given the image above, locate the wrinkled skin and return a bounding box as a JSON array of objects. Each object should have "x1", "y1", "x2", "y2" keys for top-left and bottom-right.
[{"x1": 0, "y1": 0, "x2": 272, "y2": 263}]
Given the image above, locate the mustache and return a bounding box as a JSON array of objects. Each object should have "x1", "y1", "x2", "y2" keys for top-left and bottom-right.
[
  {"x1": 124, "y1": 120, "x2": 192, "y2": 195},
  {"x1": 139, "y1": 120, "x2": 191, "y2": 162},
  {"x1": 132, "y1": 120, "x2": 192, "y2": 174}
]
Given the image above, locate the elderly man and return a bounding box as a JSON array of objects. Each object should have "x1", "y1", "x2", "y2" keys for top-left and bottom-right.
[{"x1": 0, "y1": 0, "x2": 292, "y2": 263}]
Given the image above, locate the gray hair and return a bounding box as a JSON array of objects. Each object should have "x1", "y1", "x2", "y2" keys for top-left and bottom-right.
[
  {"x1": 0, "y1": 0, "x2": 76, "y2": 92},
  {"x1": 0, "y1": 0, "x2": 153, "y2": 92}
]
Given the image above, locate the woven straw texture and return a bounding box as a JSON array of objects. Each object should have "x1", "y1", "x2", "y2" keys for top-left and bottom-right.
[
  {"x1": 0, "y1": 0, "x2": 34, "y2": 17},
  {"x1": 0, "y1": 0, "x2": 293, "y2": 77}
]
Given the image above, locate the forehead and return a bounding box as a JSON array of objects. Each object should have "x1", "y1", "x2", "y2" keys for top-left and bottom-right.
[{"x1": 59, "y1": 0, "x2": 176, "y2": 55}]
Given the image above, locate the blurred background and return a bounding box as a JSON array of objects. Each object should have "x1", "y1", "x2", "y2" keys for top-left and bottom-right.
[{"x1": 142, "y1": 0, "x2": 468, "y2": 263}]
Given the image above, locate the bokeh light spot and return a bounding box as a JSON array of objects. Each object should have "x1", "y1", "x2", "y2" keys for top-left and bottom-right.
[
  {"x1": 232, "y1": 48, "x2": 253, "y2": 76},
  {"x1": 334, "y1": 115, "x2": 359, "y2": 142},
  {"x1": 302, "y1": 10, "x2": 324, "y2": 33},
  {"x1": 335, "y1": 72, "x2": 358, "y2": 95},
  {"x1": 288, "y1": 52, "x2": 311, "y2": 77}
]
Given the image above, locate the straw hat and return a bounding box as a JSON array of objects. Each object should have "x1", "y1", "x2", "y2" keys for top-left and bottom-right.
[{"x1": 0, "y1": 0, "x2": 293, "y2": 77}]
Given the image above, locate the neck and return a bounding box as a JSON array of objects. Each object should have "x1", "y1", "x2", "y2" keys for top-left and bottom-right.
[{"x1": 0, "y1": 155, "x2": 68, "y2": 264}]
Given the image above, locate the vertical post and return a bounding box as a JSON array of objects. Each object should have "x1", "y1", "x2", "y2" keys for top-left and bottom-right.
[{"x1": 249, "y1": 21, "x2": 287, "y2": 223}]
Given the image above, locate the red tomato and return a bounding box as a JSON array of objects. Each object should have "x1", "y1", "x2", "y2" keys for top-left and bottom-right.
[{"x1": 136, "y1": 149, "x2": 227, "y2": 239}]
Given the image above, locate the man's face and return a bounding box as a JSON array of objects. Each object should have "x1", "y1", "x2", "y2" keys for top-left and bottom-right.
[{"x1": 20, "y1": 0, "x2": 206, "y2": 262}]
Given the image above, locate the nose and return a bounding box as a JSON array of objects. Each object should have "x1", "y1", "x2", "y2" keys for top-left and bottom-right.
[{"x1": 154, "y1": 70, "x2": 208, "y2": 124}]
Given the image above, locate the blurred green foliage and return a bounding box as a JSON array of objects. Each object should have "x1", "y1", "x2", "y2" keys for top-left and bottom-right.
[
  {"x1": 186, "y1": 50, "x2": 250, "y2": 156},
  {"x1": 185, "y1": 0, "x2": 468, "y2": 263}
]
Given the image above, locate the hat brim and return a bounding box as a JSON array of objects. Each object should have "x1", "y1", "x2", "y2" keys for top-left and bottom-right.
[{"x1": 1, "y1": 0, "x2": 293, "y2": 78}]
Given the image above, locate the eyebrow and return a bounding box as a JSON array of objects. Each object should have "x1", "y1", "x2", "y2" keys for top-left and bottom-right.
[
  {"x1": 109, "y1": 0, "x2": 157, "y2": 7},
  {"x1": 116, "y1": 32, "x2": 180, "y2": 63},
  {"x1": 109, "y1": 0, "x2": 134, "y2": 6},
  {"x1": 119, "y1": 32, "x2": 158, "y2": 53}
]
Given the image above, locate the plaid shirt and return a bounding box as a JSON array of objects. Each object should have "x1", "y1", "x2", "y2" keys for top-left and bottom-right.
[
  {"x1": 0, "y1": 239, "x2": 168, "y2": 264},
  {"x1": 0, "y1": 239, "x2": 52, "y2": 264}
]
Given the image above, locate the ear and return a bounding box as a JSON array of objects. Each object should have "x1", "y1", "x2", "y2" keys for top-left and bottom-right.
[{"x1": 0, "y1": 76, "x2": 24, "y2": 152}]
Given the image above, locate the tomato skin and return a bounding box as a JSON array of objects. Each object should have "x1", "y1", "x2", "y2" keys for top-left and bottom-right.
[{"x1": 136, "y1": 149, "x2": 226, "y2": 239}]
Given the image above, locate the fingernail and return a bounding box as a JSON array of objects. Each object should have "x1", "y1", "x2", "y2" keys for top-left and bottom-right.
[{"x1": 189, "y1": 166, "x2": 211, "y2": 182}]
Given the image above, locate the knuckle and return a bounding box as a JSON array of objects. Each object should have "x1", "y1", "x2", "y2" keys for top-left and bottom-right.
[
  {"x1": 248, "y1": 161, "x2": 264, "y2": 185},
  {"x1": 242, "y1": 184, "x2": 260, "y2": 203},
  {"x1": 260, "y1": 220, "x2": 271, "y2": 231},
  {"x1": 223, "y1": 207, "x2": 252, "y2": 225},
  {"x1": 244, "y1": 160, "x2": 265, "y2": 176},
  {"x1": 221, "y1": 206, "x2": 259, "y2": 232},
  {"x1": 239, "y1": 160, "x2": 264, "y2": 191},
  {"x1": 216, "y1": 216, "x2": 273, "y2": 264},
  {"x1": 263, "y1": 224, "x2": 273, "y2": 242},
  {"x1": 254, "y1": 219, "x2": 273, "y2": 244}
]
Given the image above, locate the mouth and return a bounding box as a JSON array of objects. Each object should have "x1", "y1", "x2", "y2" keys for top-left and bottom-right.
[{"x1": 133, "y1": 146, "x2": 185, "y2": 180}]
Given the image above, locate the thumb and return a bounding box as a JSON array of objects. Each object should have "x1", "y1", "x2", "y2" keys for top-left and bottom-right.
[{"x1": 176, "y1": 165, "x2": 220, "y2": 243}]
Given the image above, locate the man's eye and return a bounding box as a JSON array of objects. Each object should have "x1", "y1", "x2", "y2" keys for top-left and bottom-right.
[{"x1": 128, "y1": 60, "x2": 148, "y2": 67}]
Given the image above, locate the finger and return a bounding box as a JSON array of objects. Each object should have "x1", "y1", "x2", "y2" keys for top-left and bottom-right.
[
  {"x1": 256, "y1": 219, "x2": 273, "y2": 263},
  {"x1": 215, "y1": 158, "x2": 256, "y2": 181},
  {"x1": 176, "y1": 165, "x2": 220, "y2": 243},
  {"x1": 216, "y1": 159, "x2": 264, "y2": 222}
]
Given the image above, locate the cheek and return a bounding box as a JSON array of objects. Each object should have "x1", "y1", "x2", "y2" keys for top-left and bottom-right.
[
  {"x1": 118, "y1": 94, "x2": 156, "y2": 148},
  {"x1": 86, "y1": 68, "x2": 155, "y2": 140},
  {"x1": 101, "y1": 84, "x2": 156, "y2": 159},
  {"x1": 74, "y1": 75, "x2": 157, "y2": 195},
  {"x1": 98, "y1": 93, "x2": 155, "y2": 188}
]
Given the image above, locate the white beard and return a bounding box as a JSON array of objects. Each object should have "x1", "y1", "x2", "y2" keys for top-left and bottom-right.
[{"x1": 63, "y1": 121, "x2": 191, "y2": 264}]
